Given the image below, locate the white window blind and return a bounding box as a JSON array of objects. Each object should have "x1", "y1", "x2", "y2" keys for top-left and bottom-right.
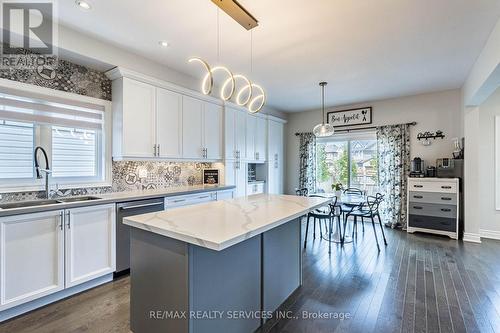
[
  {"x1": 0, "y1": 121, "x2": 34, "y2": 179},
  {"x1": 0, "y1": 92, "x2": 104, "y2": 130},
  {"x1": 52, "y1": 126, "x2": 98, "y2": 178}
]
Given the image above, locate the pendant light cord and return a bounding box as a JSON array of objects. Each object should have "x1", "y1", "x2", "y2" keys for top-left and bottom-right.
[
  {"x1": 217, "y1": 8, "x2": 220, "y2": 62},
  {"x1": 250, "y1": 30, "x2": 253, "y2": 74},
  {"x1": 322, "y1": 84, "x2": 325, "y2": 124}
]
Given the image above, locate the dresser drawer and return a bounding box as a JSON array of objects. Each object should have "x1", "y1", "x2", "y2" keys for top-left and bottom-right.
[
  {"x1": 409, "y1": 214, "x2": 456, "y2": 232},
  {"x1": 409, "y1": 191, "x2": 457, "y2": 205},
  {"x1": 409, "y1": 181, "x2": 457, "y2": 193},
  {"x1": 408, "y1": 203, "x2": 457, "y2": 218}
]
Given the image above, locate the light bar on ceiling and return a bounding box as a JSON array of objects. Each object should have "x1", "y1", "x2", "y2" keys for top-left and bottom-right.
[{"x1": 211, "y1": 0, "x2": 259, "y2": 30}]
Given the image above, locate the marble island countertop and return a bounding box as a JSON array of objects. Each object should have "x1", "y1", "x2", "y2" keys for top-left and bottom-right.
[{"x1": 124, "y1": 194, "x2": 329, "y2": 251}]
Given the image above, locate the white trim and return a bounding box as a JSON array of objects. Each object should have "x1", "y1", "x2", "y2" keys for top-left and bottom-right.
[
  {"x1": 463, "y1": 232, "x2": 482, "y2": 243},
  {"x1": 480, "y1": 229, "x2": 500, "y2": 240},
  {"x1": 496, "y1": 116, "x2": 500, "y2": 210}
]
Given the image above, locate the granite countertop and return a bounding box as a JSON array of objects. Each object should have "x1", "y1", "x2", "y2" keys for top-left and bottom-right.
[
  {"x1": 123, "y1": 194, "x2": 329, "y2": 251},
  {"x1": 0, "y1": 185, "x2": 236, "y2": 217}
]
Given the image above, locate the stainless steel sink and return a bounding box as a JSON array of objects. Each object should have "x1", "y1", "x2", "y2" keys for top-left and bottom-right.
[
  {"x1": 0, "y1": 196, "x2": 102, "y2": 210},
  {"x1": 0, "y1": 199, "x2": 62, "y2": 210},
  {"x1": 56, "y1": 196, "x2": 101, "y2": 203}
]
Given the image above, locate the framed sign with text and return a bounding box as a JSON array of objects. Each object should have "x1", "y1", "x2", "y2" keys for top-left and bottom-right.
[
  {"x1": 203, "y1": 169, "x2": 220, "y2": 185},
  {"x1": 327, "y1": 107, "x2": 372, "y2": 127}
]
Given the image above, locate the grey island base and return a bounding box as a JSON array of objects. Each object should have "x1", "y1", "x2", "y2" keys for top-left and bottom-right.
[{"x1": 124, "y1": 194, "x2": 328, "y2": 333}]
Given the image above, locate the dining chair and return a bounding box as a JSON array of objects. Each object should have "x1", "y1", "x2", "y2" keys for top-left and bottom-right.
[
  {"x1": 343, "y1": 194, "x2": 387, "y2": 251},
  {"x1": 342, "y1": 187, "x2": 365, "y2": 232},
  {"x1": 303, "y1": 194, "x2": 331, "y2": 249},
  {"x1": 295, "y1": 188, "x2": 309, "y2": 196}
]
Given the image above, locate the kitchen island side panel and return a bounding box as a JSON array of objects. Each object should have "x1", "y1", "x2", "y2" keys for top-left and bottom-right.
[
  {"x1": 130, "y1": 228, "x2": 190, "y2": 333},
  {"x1": 262, "y1": 218, "x2": 301, "y2": 316},
  {"x1": 189, "y1": 235, "x2": 261, "y2": 333}
]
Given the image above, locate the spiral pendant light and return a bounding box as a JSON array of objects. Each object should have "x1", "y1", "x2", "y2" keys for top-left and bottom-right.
[{"x1": 313, "y1": 81, "x2": 335, "y2": 137}]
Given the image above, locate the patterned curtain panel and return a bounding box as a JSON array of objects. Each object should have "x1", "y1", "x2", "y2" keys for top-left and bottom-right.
[
  {"x1": 298, "y1": 132, "x2": 317, "y2": 194},
  {"x1": 376, "y1": 124, "x2": 411, "y2": 228}
]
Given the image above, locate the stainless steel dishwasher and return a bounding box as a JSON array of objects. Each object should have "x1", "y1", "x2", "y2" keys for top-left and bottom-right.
[{"x1": 115, "y1": 198, "x2": 165, "y2": 276}]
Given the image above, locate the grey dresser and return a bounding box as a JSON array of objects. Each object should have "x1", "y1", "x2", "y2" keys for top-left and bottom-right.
[{"x1": 407, "y1": 177, "x2": 459, "y2": 239}]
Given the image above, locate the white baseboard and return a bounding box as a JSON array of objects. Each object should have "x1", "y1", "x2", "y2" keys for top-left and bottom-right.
[
  {"x1": 463, "y1": 232, "x2": 482, "y2": 243},
  {"x1": 480, "y1": 229, "x2": 500, "y2": 241}
]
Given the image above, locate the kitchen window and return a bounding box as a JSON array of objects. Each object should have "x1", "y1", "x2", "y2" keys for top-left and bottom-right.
[
  {"x1": 316, "y1": 132, "x2": 378, "y2": 194},
  {"x1": 0, "y1": 80, "x2": 111, "y2": 191}
]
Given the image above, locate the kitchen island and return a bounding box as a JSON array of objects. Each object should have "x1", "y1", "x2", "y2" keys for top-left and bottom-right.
[{"x1": 124, "y1": 194, "x2": 328, "y2": 333}]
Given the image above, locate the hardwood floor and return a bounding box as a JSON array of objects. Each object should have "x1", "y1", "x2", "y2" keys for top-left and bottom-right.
[{"x1": 2, "y1": 222, "x2": 500, "y2": 333}]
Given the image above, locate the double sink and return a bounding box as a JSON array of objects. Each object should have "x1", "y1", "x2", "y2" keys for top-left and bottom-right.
[{"x1": 0, "y1": 196, "x2": 102, "y2": 210}]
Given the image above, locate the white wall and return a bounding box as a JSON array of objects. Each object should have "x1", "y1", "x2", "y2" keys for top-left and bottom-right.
[
  {"x1": 285, "y1": 89, "x2": 462, "y2": 194},
  {"x1": 477, "y1": 88, "x2": 500, "y2": 239}
]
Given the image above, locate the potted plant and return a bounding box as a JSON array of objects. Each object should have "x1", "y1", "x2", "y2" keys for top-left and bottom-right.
[{"x1": 331, "y1": 182, "x2": 343, "y2": 199}]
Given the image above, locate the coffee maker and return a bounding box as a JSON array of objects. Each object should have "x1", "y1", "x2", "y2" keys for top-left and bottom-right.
[{"x1": 410, "y1": 157, "x2": 425, "y2": 178}]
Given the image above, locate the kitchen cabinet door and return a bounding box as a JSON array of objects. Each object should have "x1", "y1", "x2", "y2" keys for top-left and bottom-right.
[
  {"x1": 65, "y1": 204, "x2": 116, "y2": 288},
  {"x1": 203, "y1": 102, "x2": 222, "y2": 160},
  {"x1": 268, "y1": 120, "x2": 284, "y2": 194},
  {"x1": 0, "y1": 210, "x2": 64, "y2": 311},
  {"x1": 121, "y1": 78, "x2": 156, "y2": 157},
  {"x1": 224, "y1": 161, "x2": 247, "y2": 198},
  {"x1": 235, "y1": 109, "x2": 247, "y2": 159},
  {"x1": 224, "y1": 107, "x2": 236, "y2": 160},
  {"x1": 182, "y1": 96, "x2": 204, "y2": 159},
  {"x1": 245, "y1": 114, "x2": 256, "y2": 161},
  {"x1": 156, "y1": 88, "x2": 182, "y2": 158},
  {"x1": 254, "y1": 117, "x2": 267, "y2": 162}
]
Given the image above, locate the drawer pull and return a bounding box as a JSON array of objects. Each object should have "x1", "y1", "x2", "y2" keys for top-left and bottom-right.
[
  {"x1": 440, "y1": 208, "x2": 452, "y2": 212},
  {"x1": 413, "y1": 195, "x2": 423, "y2": 199},
  {"x1": 413, "y1": 206, "x2": 423, "y2": 210},
  {"x1": 172, "y1": 199, "x2": 186, "y2": 203},
  {"x1": 441, "y1": 186, "x2": 452, "y2": 189},
  {"x1": 441, "y1": 197, "x2": 452, "y2": 201},
  {"x1": 413, "y1": 185, "x2": 423, "y2": 188},
  {"x1": 197, "y1": 195, "x2": 210, "y2": 199}
]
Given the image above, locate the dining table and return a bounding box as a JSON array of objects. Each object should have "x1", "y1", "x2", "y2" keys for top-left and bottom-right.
[{"x1": 309, "y1": 192, "x2": 367, "y2": 244}]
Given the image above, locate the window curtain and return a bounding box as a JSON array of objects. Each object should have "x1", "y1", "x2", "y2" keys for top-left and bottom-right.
[
  {"x1": 298, "y1": 132, "x2": 317, "y2": 194},
  {"x1": 376, "y1": 124, "x2": 411, "y2": 229}
]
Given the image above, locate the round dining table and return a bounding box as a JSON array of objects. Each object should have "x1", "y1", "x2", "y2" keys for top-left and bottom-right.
[{"x1": 309, "y1": 192, "x2": 367, "y2": 244}]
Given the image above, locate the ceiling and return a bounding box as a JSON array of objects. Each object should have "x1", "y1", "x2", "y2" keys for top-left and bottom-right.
[{"x1": 57, "y1": 0, "x2": 500, "y2": 112}]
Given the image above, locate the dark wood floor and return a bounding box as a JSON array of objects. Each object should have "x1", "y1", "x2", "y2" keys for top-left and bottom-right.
[{"x1": 2, "y1": 221, "x2": 500, "y2": 333}]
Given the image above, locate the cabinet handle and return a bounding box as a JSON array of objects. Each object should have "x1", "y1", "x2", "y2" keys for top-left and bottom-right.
[
  {"x1": 197, "y1": 195, "x2": 210, "y2": 199},
  {"x1": 205, "y1": 148, "x2": 208, "y2": 158},
  {"x1": 172, "y1": 199, "x2": 186, "y2": 203},
  {"x1": 153, "y1": 144, "x2": 157, "y2": 156},
  {"x1": 441, "y1": 208, "x2": 452, "y2": 212},
  {"x1": 413, "y1": 195, "x2": 423, "y2": 199},
  {"x1": 59, "y1": 211, "x2": 63, "y2": 230},
  {"x1": 441, "y1": 197, "x2": 452, "y2": 201},
  {"x1": 413, "y1": 206, "x2": 423, "y2": 210},
  {"x1": 441, "y1": 186, "x2": 452, "y2": 189},
  {"x1": 157, "y1": 144, "x2": 160, "y2": 156},
  {"x1": 66, "y1": 211, "x2": 71, "y2": 229},
  {"x1": 413, "y1": 185, "x2": 423, "y2": 188}
]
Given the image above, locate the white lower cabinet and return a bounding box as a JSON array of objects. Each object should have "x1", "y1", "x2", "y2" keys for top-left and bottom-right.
[
  {"x1": 65, "y1": 204, "x2": 116, "y2": 288},
  {"x1": 0, "y1": 210, "x2": 65, "y2": 311},
  {"x1": 0, "y1": 204, "x2": 116, "y2": 311},
  {"x1": 225, "y1": 161, "x2": 247, "y2": 198},
  {"x1": 165, "y1": 192, "x2": 217, "y2": 209},
  {"x1": 217, "y1": 189, "x2": 235, "y2": 200},
  {"x1": 247, "y1": 182, "x2": 265, "y2": 196}
]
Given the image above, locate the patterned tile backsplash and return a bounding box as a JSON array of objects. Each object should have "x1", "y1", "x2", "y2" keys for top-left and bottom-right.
[{"x1": 0, "y1": 161, "x2": 224, "y2": 203}]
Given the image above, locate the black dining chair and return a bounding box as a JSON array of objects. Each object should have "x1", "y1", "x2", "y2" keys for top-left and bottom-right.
[
  {"x1": 327, "y1": 198, "x2": 344, "y2": 254},
  {"x1": 342, "y1": 187, "x2": 365, "y2": 232},
  {"x1": 295, "y1": 188, "x2": 309, "y2": 197},
  {"x1": 343, "y1": 194, "x2": 387, "y2": 251},
  {"x1": 303, "y1": 194, "x2": 332, "y2": 249}
]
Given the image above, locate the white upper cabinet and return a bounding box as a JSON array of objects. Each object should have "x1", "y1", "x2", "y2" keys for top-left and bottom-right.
[
  {"x1": 224, "y1": 107, "x2": 246, "y2": 160},
  {"x1": 119, "y1": 78, "x2": 156, "y2": 158},
  {"x1": 255, "y1": 116, "x2": 267, "y2": 162},
  {"x1": 156, "y1": 88, "x2": 182, "y2": 158},
  {"x1": 245, "y1": 114, "x2": 256, "y2": 161},
  {"x1": 108, "y1": 71, "x2": 223, "y2": 161},
  {"x1": 182, "y1": 96, "x2": 204, "y2": 159},
  {"x1": 203, "y1": 102, "x2": 222, "y2": 160},
  {"x1": 65, "y1": 204, "x2": 116, "y2": 288},
  {"x1": 0, "y1": 210, "x2": 65, "y2": 311},
  {"x1": 268, "y1": 120, "x2": 284, "y2": 194}
]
